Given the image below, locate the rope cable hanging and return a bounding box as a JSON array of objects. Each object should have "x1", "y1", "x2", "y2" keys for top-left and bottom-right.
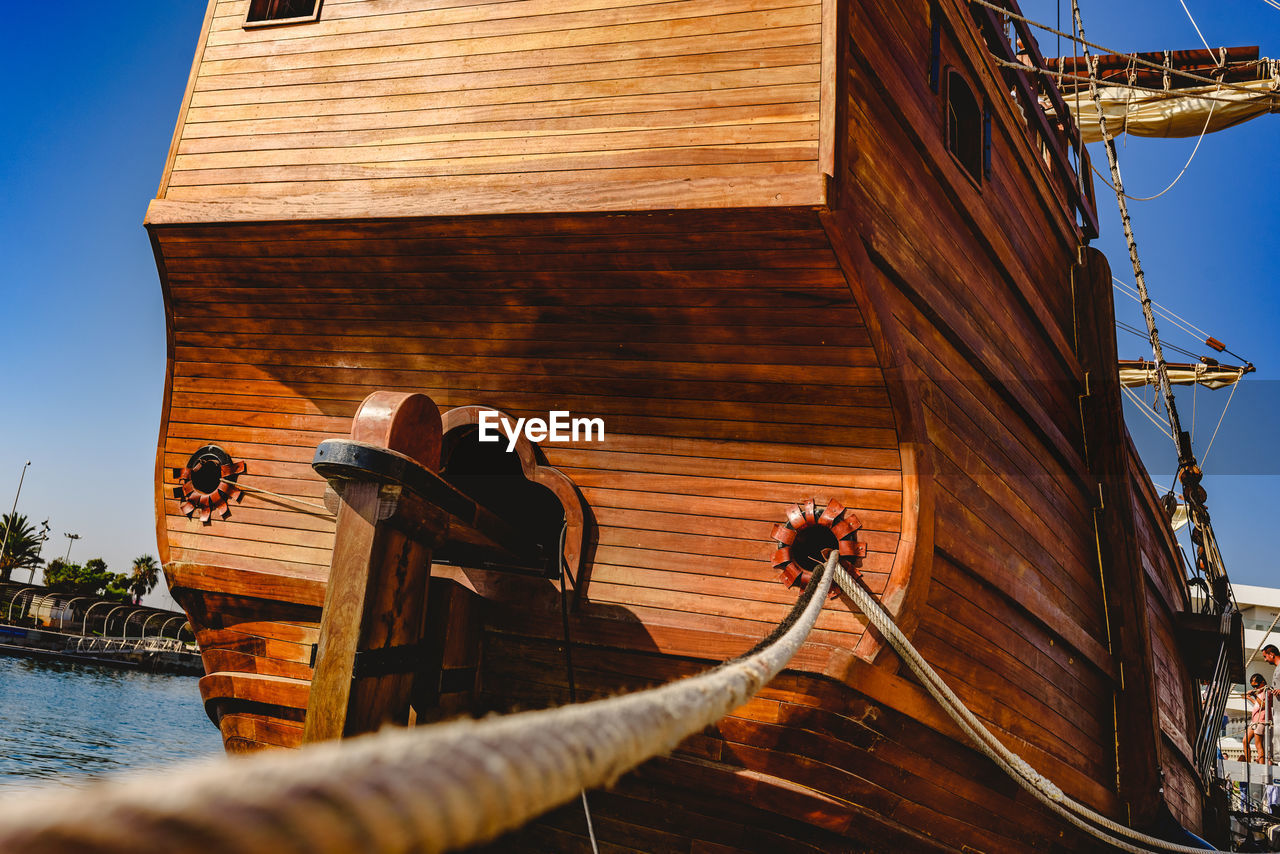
[
  {"x1": 968, "y1": 0, "x2": 1274, "y2": 97},
  {"x1": 1113, "y1": 279, "x2": 1214, "y2": 342},
  {"x1": 1086, "y1": 85, "x2": 1219, "y2": 201},
  {"x1": 989, "y1": 56, "x2": 1250, "y2": 105},
  {"x1": 228, "y1": 479, "x2": 335, "y2": 517},
  {"x1": 827, "y1": 566, "x2": 1217, "y2": 854},
  {"x1": 1177, "y1": 0, "x2": 1214, "y2": 55},
  {"x1": 0, "y1": 552, "x2": 1226, "y2": 853},
  {"x1": 1200, "y1": 367, "x2": 1245, "y2": 466},
  {"x1": 1073, "y1": 12, "x2": 1193, "y2": 473},
  {"x1": 1121, "y1": 384, "x2": 1176, "y2": 440},
  {"x1": 0, "y1": 554, "x2": 837, "y2": 854}
]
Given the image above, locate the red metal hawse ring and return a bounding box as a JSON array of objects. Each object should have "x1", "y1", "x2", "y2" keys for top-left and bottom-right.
[
  {"x1": 770, "y1": 498, "x2": 867, "y2": 593},
  {"x1": 172, "y1": 446, "x2": 245, "y2": 525}
]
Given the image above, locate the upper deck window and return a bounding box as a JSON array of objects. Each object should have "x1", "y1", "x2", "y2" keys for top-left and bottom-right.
[
  {"x1": 947, "y1": 70, "x2": 984, "y2": 183},
  {"x1": 245, "y1": 0, "x2": 322, "y2": 27}
]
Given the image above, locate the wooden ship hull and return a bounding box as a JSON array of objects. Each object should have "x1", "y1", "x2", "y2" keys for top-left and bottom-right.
[{"x1": 146, "y1": 0, "x2": 1234, "y2": 849}]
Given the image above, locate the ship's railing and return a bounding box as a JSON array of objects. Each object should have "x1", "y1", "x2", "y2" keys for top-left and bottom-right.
[{"x1": 966, "y1": 0, "x2": 1100, "y2": 240}]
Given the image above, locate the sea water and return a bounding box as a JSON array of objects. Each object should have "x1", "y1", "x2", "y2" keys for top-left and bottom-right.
[{"x1": 0, "y1": 655, "x2": 223, "y2": 792}]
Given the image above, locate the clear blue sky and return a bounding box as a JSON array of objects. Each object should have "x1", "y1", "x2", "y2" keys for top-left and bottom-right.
[{"x1": 0, "y1": 1, "x2": 1275, "y2": 609}]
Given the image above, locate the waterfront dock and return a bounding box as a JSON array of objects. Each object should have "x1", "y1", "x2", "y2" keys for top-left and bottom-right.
[{"x1": 0, "y1": 583, "x2": 201, "y2": 675}]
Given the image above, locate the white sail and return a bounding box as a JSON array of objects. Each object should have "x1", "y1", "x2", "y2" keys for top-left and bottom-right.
[
  {"x1": 1055, "y1": 77, "x2": 1278, "y2": 143},
  {"x1": 1118, "y1": 360, "x2": 1250, "y2": 390}
]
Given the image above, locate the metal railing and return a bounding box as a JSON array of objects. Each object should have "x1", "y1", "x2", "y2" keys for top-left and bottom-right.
[{"x1": 70, "y1": 636, "x2": 191, "y2": 655}]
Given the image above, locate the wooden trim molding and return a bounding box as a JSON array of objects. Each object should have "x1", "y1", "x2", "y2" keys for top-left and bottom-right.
[
  {"x1": 819, "y1": 209, "x2": 931, "y2": 670},
  {"x1": 145, "y1": 173, "x2": 829, "y2": 226},
  {"x1": 819, "y1": 0, "x2": 838, "y2": 177}
]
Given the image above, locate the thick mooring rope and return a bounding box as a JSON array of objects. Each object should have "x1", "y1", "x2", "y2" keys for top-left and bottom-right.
[
  {"x1": 831, "y1": 565, "x2": 1214, "y2": 853},
  {"x1": 0, "y1": 557, "x2": 835, "y2": 854}
]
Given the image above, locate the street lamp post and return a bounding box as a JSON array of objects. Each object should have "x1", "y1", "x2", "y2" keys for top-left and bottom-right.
[
  {"x1": 0, "y1": 461, "x2": 32, "y2": 580},
  {"x1": 63, "y1": 533, "x2": 80, "y2": 562}
]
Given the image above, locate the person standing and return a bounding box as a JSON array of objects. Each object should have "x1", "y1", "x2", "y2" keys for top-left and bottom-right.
[
  {"x1": 1247, "y1": 674, "x2": 1270, "y2": 764},
  {"x1": 1266, "y1": 645, "x2": 1280, "y2": 687},
  {"x1": 1263, "y1": 644, "x2": 1280, "y2": 767}
]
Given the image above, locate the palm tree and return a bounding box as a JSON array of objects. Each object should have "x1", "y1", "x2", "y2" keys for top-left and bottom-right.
[
  {"x1": 129, "y1": 555, "x2": 160, "y2": 604},
  {"x1": 0, "y1": 514, "x2": 45, "y2": 583}
]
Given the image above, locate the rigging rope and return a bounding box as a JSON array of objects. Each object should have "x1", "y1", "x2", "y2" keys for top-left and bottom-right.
[
  {"x1": 990, "y1": 56, "x2": 1251, "y2": 105},
  {"x1": 968, "y1": 0, "x2": 1273, "y2": 97},
  {"x1": 1116, "y1": 321, "x2": 1207, "y2": 363},
  {"x1": 1085, "y1": 83, "x2": 1219, "y2": 201},
  {"x1": 1121, "y1": 383, "x2": 1176, "y2": 440},
  {"x1": 1177, "y1": 0, "x2": 1214, "y2": 55},
  {"x1": 0, "y1": 554, "x2": 836, "y2": 854},
  {"x1": 227, "y1": 479, "x2": 335, "y2": 517},
  {"x1": 827, "y1": 565, "x2": 1215, "y2": 854},
  {"x1": 1200, "y1": 368, "x2": 1245, "y2": 466},
  {"x1": 1112, "y1": 279, "x2": 1214, "y2": 343}
]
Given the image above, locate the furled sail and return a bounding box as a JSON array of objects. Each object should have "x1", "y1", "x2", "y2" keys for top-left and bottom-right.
[
  {"x1": 1118, "y1": 359, "x2": 1252, "y2": 390},
  {"x1": 1061, "y1": 78, "x2": 1277, "y2": 143},
  {"x1": 1043, "y1": 47, "x2": 1278, "y2": 142}
]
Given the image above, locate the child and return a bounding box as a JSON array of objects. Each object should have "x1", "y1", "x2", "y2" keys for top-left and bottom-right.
[{"x1": 1246, "y1": 673, "x2": 1270, "y2": 764}]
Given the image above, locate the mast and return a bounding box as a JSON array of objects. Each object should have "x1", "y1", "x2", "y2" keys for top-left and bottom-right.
[
  {"x1": 1070, "y1": 0, "x2": 1239, "y2": 785},
  {"x1": 1069, "y1": 2, "x2": 1194, "y2": 472}
]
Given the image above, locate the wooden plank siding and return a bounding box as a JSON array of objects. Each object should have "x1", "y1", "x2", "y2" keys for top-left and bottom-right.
[
  {"x1": 829, "y1": 0, "x2": 1121, "y2": 814},
  {"x1": 160, "y1": 0, "x2": 829, "y2": 204},
  {"x1": 154, "y1": 209, "x2": 904, "y2": 660},
  {"x1": 1128, "y1": 441, "x2": 1202, "y2": 830},
  {"x1": 146, "y1": 0, "x2": 1212, "y2": 845}
]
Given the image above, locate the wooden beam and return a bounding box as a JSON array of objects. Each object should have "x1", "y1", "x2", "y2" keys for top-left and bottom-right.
[
  {"x1": 1073, "y1": 247, "x2": 1164, "y2": 825},
  {"x1": 143, "y1": 172, "x2": 828, "y2": 226},
  {"x1": 303, "y1": 391, "x2": 445, "y2": 742}
]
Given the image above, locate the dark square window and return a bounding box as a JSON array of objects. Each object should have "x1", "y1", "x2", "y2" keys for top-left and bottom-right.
[
  {"x1": 246, "y1": 0, "x2": 322, "y2": 26},
  {"x1": 947, "y1": 70, "x2": 983, "y2": 183}
]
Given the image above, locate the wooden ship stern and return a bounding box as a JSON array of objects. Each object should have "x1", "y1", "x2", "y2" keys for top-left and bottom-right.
[{"x1": 147, "y1": 0, "x2": 1234, "y2": 849}]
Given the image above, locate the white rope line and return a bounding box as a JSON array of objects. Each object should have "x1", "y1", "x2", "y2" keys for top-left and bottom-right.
[
  {"x1": 1122, "y1": 383, "x2": 1176, "y2": 440},
  {"x1": 831, "y1": 565, "x2": 1214, "y2": 854},
  {"x1": 1112, "y1": 279, "x2": 1214, "y2": 343},
  {"x1": 0, "y1": 556, "x2": 835, "y2": 854},
  {"x1": 1176, "y1": 0, "x2": 1214, "y2": 55},
  {"x1": 230, "y1": 479, "x2": 335, "y2": 517},
  {"x1": 1200, "y1": 368, "x2": 1244, "y2": 466},
  {"x1": 1247, "y1": 611, "x2": 1280, "y2": 667},
  {"x1": 1086, "y1": 82, "x2": 1219, "y2": 201}
]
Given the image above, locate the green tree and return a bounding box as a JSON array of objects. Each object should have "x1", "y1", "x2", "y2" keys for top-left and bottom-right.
[
  {"x1": 128, "y1": 555, "x2": 160, "y2": 604},
  {"x1": 44, "y1": 557, "x2": 131, "y2": 602},
  {"x1": 0, "y1": 513, "x2": 46, "y2": 583}
]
